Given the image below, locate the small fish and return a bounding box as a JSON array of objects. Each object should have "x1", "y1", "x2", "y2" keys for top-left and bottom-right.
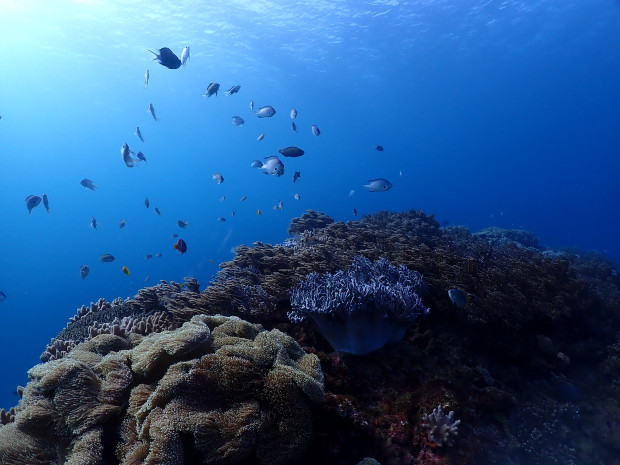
[
  {"x1": 217, "y1": 217, "x2": 226, "y2": 222},
  {"x1": 294, "y1": 193, "x2": 300, "y2": 200},
  {"x1": 79, "y1": 265, "x2": 90, "y2": 280},
  {"x1": 399, "y1": 170, "x2": 403, "y2": 176},
  {"x1": 145, "y1": 196, "x2": 150, "y2": 208},
  {"x1": 448, "y1": 289, "x2": 470, "y2": 309},
  {"x1": 232, "y1": 116, "x2": 244, "y2": 126},
  {"x1": 154, "y1": 207, "x2": 162, "y2": 216},
  {"x1": 251, "y1": 160, "x2": 263, "y2": 168},
  {"x1": 145, "y1": 254, "x2": 153, "y2": 260},
  {"x1": 213, "y1": 173, "x2": 224, "y2": 184},
  {"x1": 256, "y1": 209, "x2": 262, "y2": 215},
  {"x1": 119, "y1": 219, "x2": 127, "y2": 229},
  {"x1": 220, "y1": 195, "x2": 226, "y2": 202},
  {"x1": 240, "y1": 195, "x2": 247, "y2": 202},
  {"x1": 25, "y1": 195, "x2": 41, "y2": 213},
  {"x1": 135, "y1": 126, "x2": 145, "y2": 142},
  {"x1": 144, "y1": 69, "x2": 149, "y2": 88},
  {"x1": 293, "y1": 171, "x2": 301, "y2": 183},
  {"x1": 145, "y1": 276, "x2": 150, "y2": 282},
  {"x1": 261, "y1": 156, "x2": 285, "y2": 177},
  {"x1": 42, "y1": 193, "x2": 50, "y2": 213},
  {"x1": 231, "y1": 211, "x2": 236, "y2": 216},
  {"x1": 136, "y1": 151, "x2": 147, "y2": 163},
  {"x1": 277, "y1": 200, "x2": 284, "y2": 210},
  {"x1": 90, "y1": 217, "x2": 97, "y2": 229},
  {"x1": 257, "y1": 133, "x2": 265, "y2": 141},
  {"x1": 226, "y1": 85, "x2": 241, "y2": 95},
  {"x1": 122, "y1": 266, "x2": 130, "y2": 276},
  {"x1": 374, "y1": 145, "x2": 384, "y2": 151},
  {"x1": 174, "y1": 238, "x2": 187, "y2": 255},
  {"x1": 202, "y1": 83, "x2": 220, "y2": 98},
  {"x1": 353, "y1": 208, "x2": 357, "y2": 217},
  {"x1": 178, "y1": 220, "x2": 189, "y2": 229},
  {"x1": 181, "y1": 46, "x2": 190, "y2": 67},
  {"x1": 349, "y1": 189, "x2": 355, "y2": 197},
  {"x1": 311, "y1": 125, "x2": 321, "y2": 136},
  {"x1": 249, "y1": 100, "x2": 254, "y2": 111},
  {"x1": 155, "y1": 252, "x2": 162, "y2": 258},
  {"x1": 170, "y1": 233, "x2": 179, "y2": 238},
  {"x1": 80, "y1": 178, "x2": 97, "y2": 190},
  {"x1": 149, "y1": 47, "x2": 182, "y2": 69},
  {"x1": 99, "y1": 254, "x2": 115, "y2": 263},
  {"x1": 121, "y1": 142, "x2": 139, "y2": 168},
  {"x1": 279, "y1": 146, "x2": 304, "y2": 158},
  {"x1": 256, "y1": 105, "x2": 276, "y2": 118},
  {"x1": 290, "y1": 108, "x2": 297, "y2": 120},
  {"x1": 364, "y1": 178, "x2": 392, "y2": 192},
  {"x1": 148, "y1": 103, "x2": 159, "y2": 121},
  {"x1": 291, "y1": 121, "x2": 297, "y2": 132},
  {"x1": 0, "y1": 291, "x2": 5, "y2": 303}
]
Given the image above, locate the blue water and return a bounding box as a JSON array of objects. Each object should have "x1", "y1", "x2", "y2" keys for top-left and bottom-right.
[{"x1": 1, "y1": 0, "x2": 619, "y2": 410}]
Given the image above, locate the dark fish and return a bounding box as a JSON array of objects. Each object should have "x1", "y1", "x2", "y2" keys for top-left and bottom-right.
[
  {"x1": 256, "y1": 105, "x2": 276, "y2": 118},
  {"x1": 135, "y1": 126, "x2": 145, "y2": 142},
  {"x1": 155, "y1": 252, "x2": 162, "y2": 257},
  {"x1": 90, "y1": 217, "x2": 97, "y2": 229},
  {"x1": 145, "y1": 254, "x2": 153, "y2": 260},
  {"x1": 178, "y1": 220, "x2": 189, "y2": 228},
  {"x1": 374, "y1": 145, "x2": 384, "y2": 151},
  {"x1": 232, "y1": 116, "x2": 244, "y2": 126},
  {"x1": 226, "y1": 85, "x2": 241, "y2": 95},
  {"x1": 154, "y1": 207, "x2": 162, "y2": 216},
  {"x1": 119, "y1": 219, "x2": 127, "y2": 228},
  {"x1": 99, "y1": 254, "x2": 115, "y2": 263},
  {"x1": 292, "y1": 171, "x2": 301, "y2": 183},
  {"x1": 291, "y1": 121, "x2": 297, "y2": 132},
  {"x1": 80, "y1": 178, "x2": 97, "y2": 190},
  {"x1": 0, "y1": 291, "x2": 6, "y2": 303},
  {"x1": 79, "y1": 265, "x2": 90, "y2": 280},
  {"x1": 42, "y1": 193, "x2": 50, "y2": 213},
  {"x1": 136, "y1": 151, "x2": 147, "y2": 163},
  {"x1": 217, "y1": 217, "x2": 226, "y2": 222},
  {"x1": 149, "y1": 47, "x2": 182, "y2": 69},
  {"x1": 202, "y1": 83, "x2": 220, "y2": 98},
  {"x1": 551, "y1": 379, "x2": 583, "y2": 403},
  {"x1": 174, "y1": 238, "x2": 187, "y2": 255},
  {"x1": 145, "y1": 196, "x2": 150, "y2": 208},
  {"x1": 353, "y1": 208, "x2": 357, "y2": 217},
  {"x1": 240, "y1": 196, "x2": 247, "y2": 202},
  {"x1": 25, "y1": 195, "x2": 41, "y2": 213},
  {"x1": 448, "y1": 289, "x2": 470, "y2": 308},
  {"x1": 279, "y1": 146, "x2": 304, "y2": 158},
  {"x1": 213, "y1": 173, "x2": 224, "y2": 184},
  {"x1": 311, "y1": 125, "x2": 321, "y2": 136},
  {"x1": 148, "y1": 103, "x2": 159, "y2": 121},
  {"x1": 170, "y1": 233, "x2": 179, "y2": 238},
  {"x1": 122, "y1": 266, "x2": 130, "y2": 276}
]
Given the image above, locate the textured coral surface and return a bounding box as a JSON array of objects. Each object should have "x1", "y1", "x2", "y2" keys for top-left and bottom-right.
[{"x1": 2, "y1": 209, "x2": 620, "y2": 465}]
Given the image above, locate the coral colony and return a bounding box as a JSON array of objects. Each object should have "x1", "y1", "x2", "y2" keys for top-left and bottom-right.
[
  {"x1": 288, "y1": 256, "x2": 429, "y2": 355},
  {"x1": 421, "y1": 405, "x2": 461, "y2": 447}
]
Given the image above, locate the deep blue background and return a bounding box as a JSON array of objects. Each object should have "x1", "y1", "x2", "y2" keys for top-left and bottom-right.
[{"x1": 1, "y1": 0, "x2": 619, "y2": 409}]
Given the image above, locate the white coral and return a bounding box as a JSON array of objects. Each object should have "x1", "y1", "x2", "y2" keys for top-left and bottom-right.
[{"x1": 422, "y1": 404, "x2": 461, "y2": 447}]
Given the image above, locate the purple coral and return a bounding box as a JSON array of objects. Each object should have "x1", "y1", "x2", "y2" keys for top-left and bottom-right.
[{"x1": 289, "y1": 256, "x2": 429, "y2": 355}]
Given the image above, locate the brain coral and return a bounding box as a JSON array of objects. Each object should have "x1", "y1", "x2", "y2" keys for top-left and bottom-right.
[{"x1": 0, "y1": 314, "x2": 324, "y2": 465}]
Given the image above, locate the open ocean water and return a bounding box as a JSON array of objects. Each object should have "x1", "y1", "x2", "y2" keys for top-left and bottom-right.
[{"x1": 0, "y1": 0, "x2": 619, "y2": 454}]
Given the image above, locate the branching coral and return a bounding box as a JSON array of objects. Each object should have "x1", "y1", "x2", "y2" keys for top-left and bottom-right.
[
  {"x1": 289, "y1": 256, "x2": 429, "y2": 354},
  {"x1": 421, "y1": 405, "x2": 461, "y2": 447}
]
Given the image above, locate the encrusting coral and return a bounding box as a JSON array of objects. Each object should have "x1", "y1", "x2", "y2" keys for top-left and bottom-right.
[{"x1": 0, "y1": 315, "x2": 324, "y2": 465}]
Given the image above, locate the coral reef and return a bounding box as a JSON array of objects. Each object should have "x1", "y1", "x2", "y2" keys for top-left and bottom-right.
[
  {"x1": 421, "y1": 405, "x2": 460, "y2": 447},
  {"x1": 289, "y1": 256, "x2": 429, "y2": 354},
  {"x1": 1, "y1": 315, "x2": 324, "y2": 465}
]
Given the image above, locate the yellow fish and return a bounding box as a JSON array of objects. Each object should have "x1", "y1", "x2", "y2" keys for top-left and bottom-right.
[
  {"x1": 257, "y1": 209, "x2": 261, "y2": 215},
  {"x1": 122, "y1": 266, "x2": 130, "y2": 276}
]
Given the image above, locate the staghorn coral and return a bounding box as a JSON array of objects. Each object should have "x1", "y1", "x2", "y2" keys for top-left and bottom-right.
[
  {"x1": 2, "y1": 315, "x2": 324, "y2": 465},
  {"x1": 421, "y1": 405, "x2": 461, "y2": 447},
  {"x1": 289, "y1": 256, "x2": 429, "y2": 354}
]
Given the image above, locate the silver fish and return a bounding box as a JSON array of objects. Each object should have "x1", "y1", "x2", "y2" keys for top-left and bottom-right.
[
  {"x1": 257, "y1": 133, "x2": 264, "y2": 141},
  {"x1": 79, "y1": 265, "x2": 90, "y2": 280},
  {"x1": 250, "y1": 160, "x2": 263, "y2": 168},
  {"x1": 42, "y1": 193, "x2": 50, "y2": 213},
  {"x1": 226, "y1": 85, "x2": 241, "y2": 95},
  {"x1": 232, "y1": 116, "x2": 244, "y2": 126},
  {"x1": 135, "y1": 126, "x2": 145, "y2": 142},
  {"x1": 202, "y1": 83, "x2": 220, "y2": 98},
  {"x1": 213, "y1": 173, "x2": 224, "y2": 184},
  {"x1": 292, "y1": 171, "x2": 301, "y2": 183},
  {"x1": 291, "y1": 121, "x2": 297, "y2": 132},
  {"x1": 249, "y1": 100, "x2": 254, "y2": 111},
  {"x1": 294, "y1": 193, "x2": 300, "y2": 200},
  {"x1": 240, "y1": 196, "x2": 247, "y2": 202},
  {"x1": 80, "y1": 178, "x2": 97, "y2": 190},
  {"x1": 364, "y1": 178, "x2": 392, "y2": 192},
  {"x1": 144, "y1": 69, "x2": 149, "y2": 88},
  {"x1": 277, "y1": 200, "x2": 284, "y2": 210},
  {"x1": 261, "y1": 156, "x2": 284, "y2": 177},
  {"x1": 178, "y1": 220, "x2": 189, "y2": 228},
  {"x1": 90, "y1": 217, "x2": 97, "y2": 229},
  {"x1": 290, "y1": 108, "x2": 297, "y2": 120},
  {"x1": 121, "y1": 143, "x2": 139, "y2": 167},
  {"x1": 181, "y1": 46, "x2": 190, "y2": 67},
  {"x1": 311, "y1": 124, "x2": 321, "y2": 136},
  {"x1": 256, "y1": 105, "x2": 276, "y2": 118},
  {"x1": 148, "y1": 103, "x2": 159, "y2": 121},
  {"x1": 25, "y1": 195, "x2": 41, "y2": 214}
]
